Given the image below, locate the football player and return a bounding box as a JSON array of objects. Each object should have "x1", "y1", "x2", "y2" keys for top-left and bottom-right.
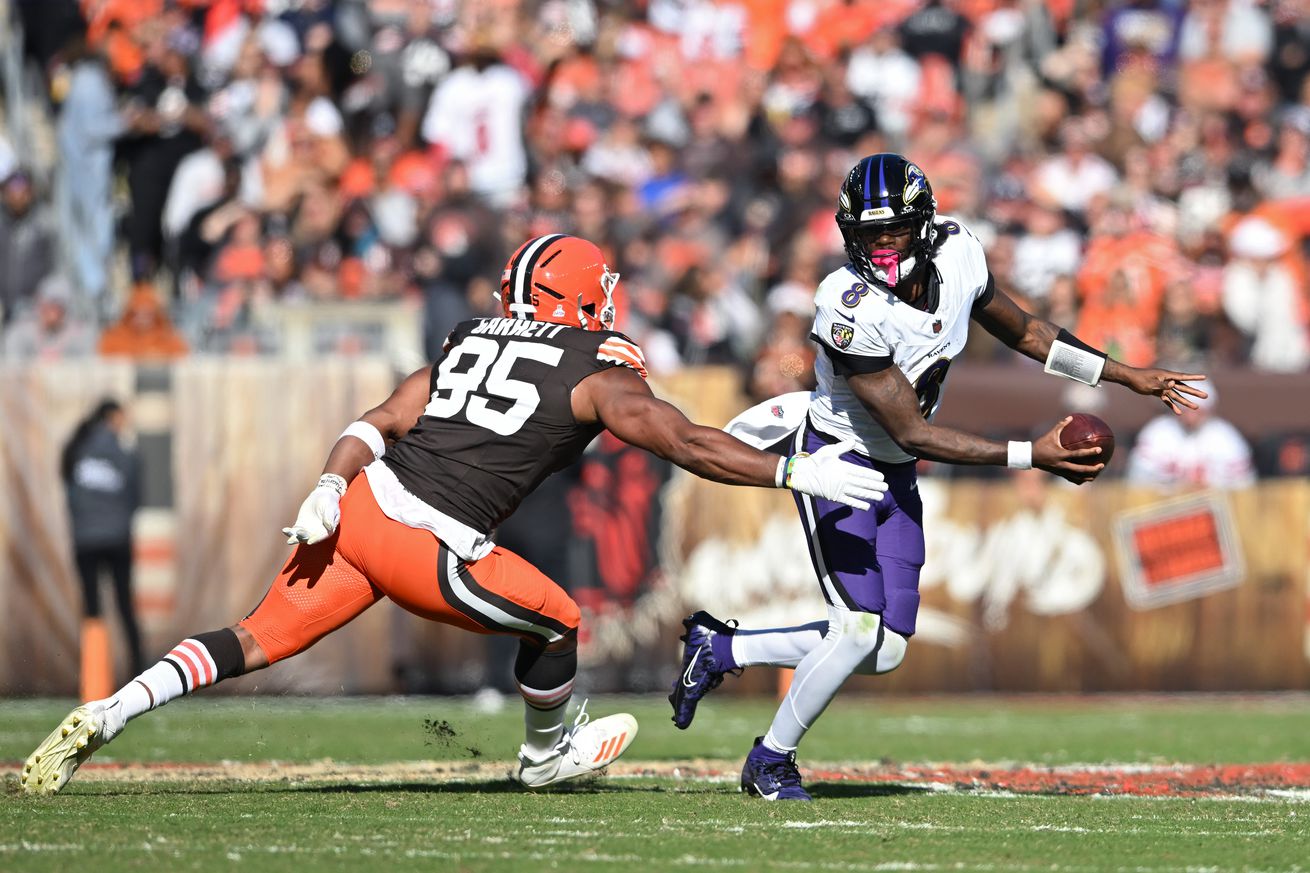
[
  {"x1": 670, "y1": 154, "x2": 1208, "y2": 801},
  {"x1": 23, "y1": 234, "x2": 889, "y2": 795}
]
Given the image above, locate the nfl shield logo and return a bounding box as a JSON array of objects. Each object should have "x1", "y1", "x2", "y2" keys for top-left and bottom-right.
[
  {"x1": 831, "y1": 323, "x2": 855, "y2": 350},
  {"x1": 932, "y1": 319, "x2": 942, "y2": 334},
  {"x1": 771, "y1": 404, "x2": 785, "y2": 418}
]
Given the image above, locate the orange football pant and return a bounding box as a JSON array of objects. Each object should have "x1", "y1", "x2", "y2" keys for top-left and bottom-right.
[{"x1": 240, "y1": 474, "x2": 580, "y2": 665}]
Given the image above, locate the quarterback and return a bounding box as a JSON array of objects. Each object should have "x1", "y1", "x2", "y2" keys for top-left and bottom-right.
[
  {"x1": 670, "y1": 154, "x2": 1207, "y2": 801},
  {"x1": 23, "y1": 235, "x2": 888, "y2": 795}
]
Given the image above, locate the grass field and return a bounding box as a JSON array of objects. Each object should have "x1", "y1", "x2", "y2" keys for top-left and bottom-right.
[{"x1": 4, "y1": 694, "x2": 1309, "y2": 872}]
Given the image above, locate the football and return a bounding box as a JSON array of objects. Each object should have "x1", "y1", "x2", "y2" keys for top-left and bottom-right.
[{"x1": 1060, "y1": 413, "x2": 1115, "y2": 467}]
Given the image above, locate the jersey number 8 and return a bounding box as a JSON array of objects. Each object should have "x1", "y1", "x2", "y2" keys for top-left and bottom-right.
[
  {"x1": 425, "y1": 337, "x2": 564, "y2": 436},
  {"x1": 915, "y1": 357, "x2": 952, "y2": 419}
]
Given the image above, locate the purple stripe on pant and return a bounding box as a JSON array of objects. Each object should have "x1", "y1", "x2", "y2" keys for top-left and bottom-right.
[{"x1": 788, "y1": 422, "x2": 925, "y2": 636}]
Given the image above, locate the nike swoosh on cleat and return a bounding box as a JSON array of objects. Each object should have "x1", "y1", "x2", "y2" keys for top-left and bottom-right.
[
  {"x1": 755, "y1": 783, "x2": 780, "y2": 800},
  {"x1": 682, "y1": 646, "x2": 705, "y2": 688}
]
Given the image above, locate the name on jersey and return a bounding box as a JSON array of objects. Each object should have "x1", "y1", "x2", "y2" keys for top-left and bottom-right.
[{"x1": 471, "y1": 318, "x2": 569, "y2": 339}]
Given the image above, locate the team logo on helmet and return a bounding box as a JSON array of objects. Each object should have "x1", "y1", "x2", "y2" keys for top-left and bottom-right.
[
  {"x1": 904, "y1": 164, "x2": 926, "y2": 205},
  {"x1": 831, "y1": 323, "x2": 855, "y2": 350}
]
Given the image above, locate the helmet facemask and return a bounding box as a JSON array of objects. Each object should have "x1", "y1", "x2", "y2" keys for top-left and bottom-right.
[
  {"x1": 841, "y1": 212, "x2": 935, "y2": 291},
  {"x1": 578, "y1": 264, "x2": 620, "y2": 331}
]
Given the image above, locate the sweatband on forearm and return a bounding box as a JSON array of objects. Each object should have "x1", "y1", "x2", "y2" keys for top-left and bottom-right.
[
  {"x1": 340, "y1": 421, "x2": 386, "y2": 459},
  {"x1": 1044, "y1": 329, "x2": 1107, "y2": 386}
]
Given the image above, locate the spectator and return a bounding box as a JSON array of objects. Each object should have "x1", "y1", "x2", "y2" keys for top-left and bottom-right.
[
  {"x1": 666, "y1": 264, "x2": 762, "y2": 366},
  {"x1": 1156, "y1": 276, "x2": 1214, "y2": 368},
  {"x1": 0, "y1": 170, "x2": 56, "y2": 325},
  {"x1": 1033, "y1": 118, "x2": 1120, "y2": 215},
  {"x1": 1254, "y1": 108, "x2": 1310, "y2": 200},
  {"x1": 1178, "y1": 0, "x2": 1273, "y2": 65},
  {"x1": 420, "y1": 42, "x2": 528, "y2": 206},
  {"x1": 119, "y1": 26, "x2": 209, "y2": 279},
  {"x1": 1221, "y1": 215, "x2": 1310, "y2": 372},
  {"x1": 1010, "y1": 201, "x2": 1081, "y2": 305},
  {"x1": 61, "y1": 399, "x2": 144, "y2": 676},
  {"x1": 98, "y1": 286, "x2": 190, "y2": 360},
  {"x1": 1127, "y1": 388, "x2": 1256, "y2": 489},
  {"x1": 898, "y1": 0, "x2": 969, "y2": 70},
  {"x1": 162, "y1": 132, "x2": 259, "y2": 268},
  {"x1": 846, "y1": 27, "x2": 920, "y2": 144},
  {"x1": 748, "y1": 280, "x2": 818, "y2": 402},
  {"x1": 2, "y1": 276, "x2": 96, "y2": 361},
  {"x1": 177, "y1": 158, "x2": 247, "y2": 288},
  {"x1": 1100, "y1": 0, "x2": 1184, "y2": 79},
  {"x1": 55, "y1": 37, "x2": 127, "y2": 303}
]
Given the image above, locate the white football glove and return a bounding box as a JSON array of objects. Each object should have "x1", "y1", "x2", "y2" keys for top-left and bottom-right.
[
  {"x1": 783, "y1": 440, "x2": 889, "y2": 510},
  {"x1": 282, "y1": 474, "x2": 348, "y2": 545}
]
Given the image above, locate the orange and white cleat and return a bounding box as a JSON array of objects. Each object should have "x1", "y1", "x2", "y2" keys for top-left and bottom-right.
[{"x1": 515, "y1": 702, "x2": 638, "y2": 788}]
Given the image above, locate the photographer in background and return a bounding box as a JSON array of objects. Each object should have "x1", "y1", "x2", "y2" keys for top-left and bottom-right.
[{"x1": 62, "y1": 399, "x2": 144, "y2": 681}]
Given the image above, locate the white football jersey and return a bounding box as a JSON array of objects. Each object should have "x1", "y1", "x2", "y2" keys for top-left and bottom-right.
[
  {"x1": 1125, "y1": 416, "x2": 1255, "y2": 489},
  {"x1": 809, "y1": 216, "x2": 992, "y2": 463}
]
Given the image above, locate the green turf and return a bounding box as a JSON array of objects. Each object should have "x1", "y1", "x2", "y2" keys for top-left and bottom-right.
[
  {"x1": 4, "y1": 694, "x2": 1309, "y2": 765},
  {"x1": 4, "y1": 695, "x2": 1309, "y2": 872}
]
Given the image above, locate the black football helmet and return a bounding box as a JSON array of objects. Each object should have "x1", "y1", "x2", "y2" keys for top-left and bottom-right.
[{"x1": 835, "y1": 153, "x2": 937, "y2": 289}]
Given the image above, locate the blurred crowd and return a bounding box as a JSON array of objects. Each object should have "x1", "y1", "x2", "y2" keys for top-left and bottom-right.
[{"x1": 0, "y1": 0, "x2": 1308, "y2": 394}]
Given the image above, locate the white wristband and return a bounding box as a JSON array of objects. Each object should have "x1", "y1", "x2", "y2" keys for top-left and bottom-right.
[
  {"x1": 318, "y1": 473, "x2": 348, "y2": 496},
  {"x1": 775, "y1": 456, "x2": 788, "y2": 488},
  {"x1": 1044, "y1": 339, "x2": 1105, "y2": 386},
  {"x1": 1007, "y1": 441, "x2": 1032, "y2": 470},
  {"x1": 341, "y1": 421, "x2": 386, "y2": 459}
]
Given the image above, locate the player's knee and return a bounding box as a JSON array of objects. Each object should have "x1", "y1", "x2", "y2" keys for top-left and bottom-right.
[
  {"x1": 830, "y1": 608, "x2": 883, "y2": 660},
  {"x1": 559, "y1": 598, "x2": 581, "y2": 636},
  {"x1": 872, "y1": 630, "x2": 908, "y2": 674},
  {"x1": 189, "y1": 627, "x2": 255, "y2": 680},
  {"x1": 541, "y1": 628, "x2": 578, "y2": 655},
  {"x1": 235, "y1": 616, "x2": 298, "y2": 668},
  {"x1": 516, "y1": 631, "x2": 578, "y2": 708}
]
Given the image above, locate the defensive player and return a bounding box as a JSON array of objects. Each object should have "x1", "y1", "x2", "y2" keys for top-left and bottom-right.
[
  {"x1": 669, "y1": 154, "x2": 1208, "y2": 801},
  {"x1": 23, "y1": 234, "x2": 888, "y2": 795}
]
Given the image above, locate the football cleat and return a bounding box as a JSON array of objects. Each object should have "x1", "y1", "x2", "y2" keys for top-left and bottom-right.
[
  {"x1": 740, "y1": 736, "x2": 812, "y2": 801},
  {"x1": 668, "y1": 610, "x2": 737, "y2": 730},
  {"x1": 21, "y1": 700, "x2": 124, "y2": 795},
  {"x1": 515, "y1": 702, "x2": 638, "y2": 788}
]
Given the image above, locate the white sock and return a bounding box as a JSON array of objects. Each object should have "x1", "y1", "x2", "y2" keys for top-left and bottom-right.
[
  {"x1": 109, "y1": 638, "x2": 222, "y2": 723},
  {"x1": 732, "y1": 622, "x2": 827, "y2": 668},
  {"x1": 522, "y1": 699, "x2": 570, "y2": 760}
]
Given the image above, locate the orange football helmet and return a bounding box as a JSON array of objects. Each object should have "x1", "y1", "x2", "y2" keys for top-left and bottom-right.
[{"x1": 497, "y1": 234, "x2": 619, "y2": 331}]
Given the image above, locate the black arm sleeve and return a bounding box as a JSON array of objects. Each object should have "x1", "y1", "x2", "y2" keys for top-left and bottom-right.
[
  {"x1": 1054, "y1": 327, "x2": 1107, "y2": 359},
  {"x1": 970, "y1": 272, "x2": 996, "y2": 315},
  {"x1": 812, "y1": 334, "x2": 895, "y2": 376}
]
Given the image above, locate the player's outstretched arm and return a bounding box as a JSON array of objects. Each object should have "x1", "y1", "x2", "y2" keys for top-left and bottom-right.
[
  {"x1": 971, "y1": 282, "x2": 1207, "y2": 413},
  {"x1": 575, "y1": 367, "x2": 888, "y2": 509},
  {"x1": 283, "y1": 365, "x2": 433, "y2": 544},
  {"x1": 846, "y1": 366, "x2": 1104, "y2": 483}
]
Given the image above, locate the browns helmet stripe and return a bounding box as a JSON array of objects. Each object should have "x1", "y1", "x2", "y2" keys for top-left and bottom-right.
[{"x1": 508, "y1": 234, "x2": 566, "y2": 318}]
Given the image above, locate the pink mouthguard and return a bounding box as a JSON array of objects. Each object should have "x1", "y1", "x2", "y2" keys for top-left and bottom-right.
[{"x1": 869, "y1": 249, "x2": 901, "y2": 286}]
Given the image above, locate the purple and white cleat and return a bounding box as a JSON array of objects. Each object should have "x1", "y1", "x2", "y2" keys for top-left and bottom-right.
[
  {"x1": 740, "y1": 736, "x2": 812, "y2": 801},
  {"x1": 668, "y1": 610, "x2": 737, "y2": 730}
]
